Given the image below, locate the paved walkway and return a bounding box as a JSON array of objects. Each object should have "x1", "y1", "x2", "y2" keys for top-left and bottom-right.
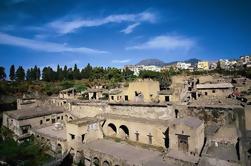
[{"x1": 82, "y1": 139, "x2": 177, "y2": 166}]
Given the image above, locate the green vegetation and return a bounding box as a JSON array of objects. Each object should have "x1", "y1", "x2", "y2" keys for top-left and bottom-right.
[
  {"x1": 9, "y1": 65, "x2": 15, "y2": 81},
  {"x1": 0, "y1": 63, "x2": 250, "y2": 99},
  {"x1": 0, "y1": 127, "x2": 53, "y2": 166},
  {"x1": 15, "y1": 66, "x2": 25, "y2": 81},
  {"x1": 0, "y1": 66, "x2": 6, "y2": 80}
]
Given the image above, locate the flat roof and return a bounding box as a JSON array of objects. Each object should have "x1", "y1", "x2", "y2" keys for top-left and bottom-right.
[
  {"x1": 68, "y1": 117, "x2": 99, "y2": 127},
  {"x1": 5, "y1": 105, "x2": 64, "y2": 120},
  {"x1": 171, "y1": 117, "x2": 203, "y2": 129},
  {"x1": 60, "y1": 87, "x2": 76, "y2": 92},
  {"x1": 109, "y1": 89, "x2": 122, "y2": 95},
  {"x1": 83, "y1": 88, "x2": 108, "y2": 93},
  {"x1": 196, "y1": 83, "x2": 233, "y2": 89},
  {"x1": 34, "y1": 124, "x2": 67, "y2": 141},
  {"x1": 188, "y1": 96, "x2": 242, "y2": 108}
]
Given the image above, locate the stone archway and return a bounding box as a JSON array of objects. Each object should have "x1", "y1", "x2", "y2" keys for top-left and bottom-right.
[
  {"x1": 163, "y1": 128, "x2": 169, "y2": 148},
  {"x1": 118, "y1": 125, "x2": 129, "y2": 139},
  {"x1": 93, "y1": 157, "x2": 100, "y2": 166},
  {"x1": 175, "y1": 109, "x2": 179, "y2": 118},
  {"x1": 57, "y1": 143, "x2": 62, "y2": 153},
  {"x1": 103, "y1": 160, "x2": 110, "y2": 166},
  {"x1": 107, "y1": 123, "x2": 117, "y2": 136}
]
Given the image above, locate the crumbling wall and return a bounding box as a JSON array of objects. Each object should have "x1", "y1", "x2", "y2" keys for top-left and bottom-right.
[{"x1": 109, "y1": 105, "x2": 175, "y2": 120}]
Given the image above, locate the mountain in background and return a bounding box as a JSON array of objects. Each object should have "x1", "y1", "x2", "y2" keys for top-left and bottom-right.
[
  {"x1": 136, "y1": 58, "x2": 201, "y2": 66},
  {"x1": 136, "y1": 59, "x2": 166, "y2": 66},
  {"x1": 183, "y1": 58, "x2": 200, "y2": 66}
]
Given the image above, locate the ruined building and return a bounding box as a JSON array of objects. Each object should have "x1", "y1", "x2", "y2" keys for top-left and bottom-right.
[{"x1": 2, "y1": 77, "x2": 250, "y2": 166}]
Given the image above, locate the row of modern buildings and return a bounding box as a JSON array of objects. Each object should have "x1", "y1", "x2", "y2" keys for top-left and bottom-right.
[{"x1": 124, "y1": 55, "x2": 251, "y2": 76}]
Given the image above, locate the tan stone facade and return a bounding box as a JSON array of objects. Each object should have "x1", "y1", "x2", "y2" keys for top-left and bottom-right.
[
  {"x1": 109, "y1": 79, "x2": 172, "y2": 103},
  {"x1": 2, "y1": 75, "x2": 246, "y2": 165}
]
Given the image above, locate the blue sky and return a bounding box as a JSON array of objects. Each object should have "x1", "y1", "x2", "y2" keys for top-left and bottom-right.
[{"x1": 0, "y1": 0, "x2": 251, "y2": 71}]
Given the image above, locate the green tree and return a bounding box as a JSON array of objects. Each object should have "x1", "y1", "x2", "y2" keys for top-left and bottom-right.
[
  {"x1": 73, "y1": 64, "x2": 81, "y2": 80},
  {"x1": 122, "y1": 67, "x2": 135, "y2": 81},
  {"x1": 105, "y1": 67, "x2": 122, "y2": 82},
  {"x1": 30, "y1": 67, "x2": 36, "y2": 80},
  {"x1": 42, "y1": 67, "x2": 55, "y2": 81},
  {"x1": 67, "y1": 68, "x2": 73, "y2": 80},
  {"x1": 91, "y1": 67, "x2": 105, "y2": 80},
  {"x1": 36, "y1": 67, "x2": 41, "y2": 80},
  {"x1": 168, "y1": 66, "x2": 176, "y2": 77},
  {"x1": 139, "y1": 70, "x2": 161, "y2": 80},
  {"x1": 160, "y1": 70, "x2": 171, "y2": 90},
  {"x1": 56, "y1": 65, "x2": 64, "y2": 81},
  {"x1": 81, "y1": 63, "x2": 92, "y2": 79},
  {"x1": 0, "y1": 66, "x2": 6, "y2": 80},
  {"x1": 34, "y1": 65, "x2": 40, "y2": 80},
  {"x1": 15, "y1": 66, "x2": 25, "y2": 81},
  {"x1": 26, "y1": 69, "x2": 31, "y2": 80},
  {"x1": 9, "y1": 65, "x2": 15, "y2": 81},
  {"x1": 63, "y1": 65, "x2": 68, "y2": 80}
]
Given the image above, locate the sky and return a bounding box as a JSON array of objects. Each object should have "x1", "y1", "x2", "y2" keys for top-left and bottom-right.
[{"x1": 0, "y1": 0, "x2": 251, "y2": 71}]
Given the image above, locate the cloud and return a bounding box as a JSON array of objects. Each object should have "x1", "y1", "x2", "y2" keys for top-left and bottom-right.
[
  {"x1": 126, "y1": 35, "x2": 196, "y2": 52},
  {"x1": 120, "y1": 22, "x2": 140, "y2": 34},
  {"x1": 48, "y1": 11, "x2": 155, "y2": 34},
  {"x1": 0, "y1": 32, "x2": 108, "y2": 54},
  {"x1": 0, "y1": 25, "x2": 15, "y2": 31},
  {"x1": 111, "y1": 59, "x2": 131, "y2": 64}
]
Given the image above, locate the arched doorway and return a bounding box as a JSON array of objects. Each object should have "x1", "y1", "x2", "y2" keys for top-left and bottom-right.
[
  {"x1": 163, "y1": 128, "x2": 169, "y2": 148},
  {"x1": 235, "y1": 138, "x2": 240, "y2": 160},
  {"x1": 119, "y1": 125, "x2": 129, "y2": 139},
  {"x1": 175, "y1": 109, "x2": 179, "y2": 118},
  {"x1": 93, "y1": 157, "x2": 100, "y2": 166},
  {"x1": 103, "y1": 160, "x2": 110, "y2": 166},
  {"x1": 107, "y1": 123, "x2": 117, "y2": 136},
  {"x1": 57, "y1": 143, "x2": 62, "y2": 153}
]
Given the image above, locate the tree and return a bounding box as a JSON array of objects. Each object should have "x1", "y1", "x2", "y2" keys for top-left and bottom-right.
[
  {"x1": 105, "y1": 67, "x2": 122, "y2": 82},
  {"x1": 36, "y1": 66, "x2": 41, "y2": 80},
  {"x1": 56, "y1": 65, "x2": 64, "y2": 81},
  {"x1": 160, "y1": 70, "x2": 171, "y2": 90},
  {"x1": 42, "y1": 67, "x2": 55, "y2": 81},
  {"x1": 91, "y1": 67, "x2": 105, "y2": 80},
  {"x1": 73, "y1": 64, "x2": 81, "y2": 80},
  {"x1": 0, "y1": 66, "x2": 6, "y2": 80},
  {"x1": 122, "y1": 67, "x2": 135, "y2": 81},
  {"x1": 15, "y1": 66, "x2": 25, "y2": 81},
  {"x1": 26, "y1": 69, "x2": 31, "y2": 80},
  {"x1": 139, "y1": 70, "x2": 161, "y2": 80},
  {"x1": 81, "y1": 63, "x2": 92, "y2": 79},
  {"x1": 30, "y1": 67, "x2": 36, "y2": 80},
  {"x1": 34, "y1": 65, "x2": 40, "y2": 80},
  {"x1": 9, "y1": 65, "x2": 15, "y2": 81},
  {"x1": 63, "y1": 65, "x2": 68, "y2": 80},
  {"x1": 66, "y1": 68, "x2": 73, "y2": 80}
]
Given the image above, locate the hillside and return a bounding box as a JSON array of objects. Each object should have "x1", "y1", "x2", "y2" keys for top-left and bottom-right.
[
  {"x1": 136, "y1": 58, "x2": 201, "y2": 66},
  {"x1": 136, "y1": 59, "x2": 166, "y2": 66}
]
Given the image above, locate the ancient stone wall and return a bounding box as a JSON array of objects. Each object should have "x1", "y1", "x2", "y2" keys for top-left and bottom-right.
[
  {"x1": 103, "y1": 117, "x2": 168, "y2": 148},
  {"x1": 108, "y1": 104, "x2": 175, "y2": 120}
]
